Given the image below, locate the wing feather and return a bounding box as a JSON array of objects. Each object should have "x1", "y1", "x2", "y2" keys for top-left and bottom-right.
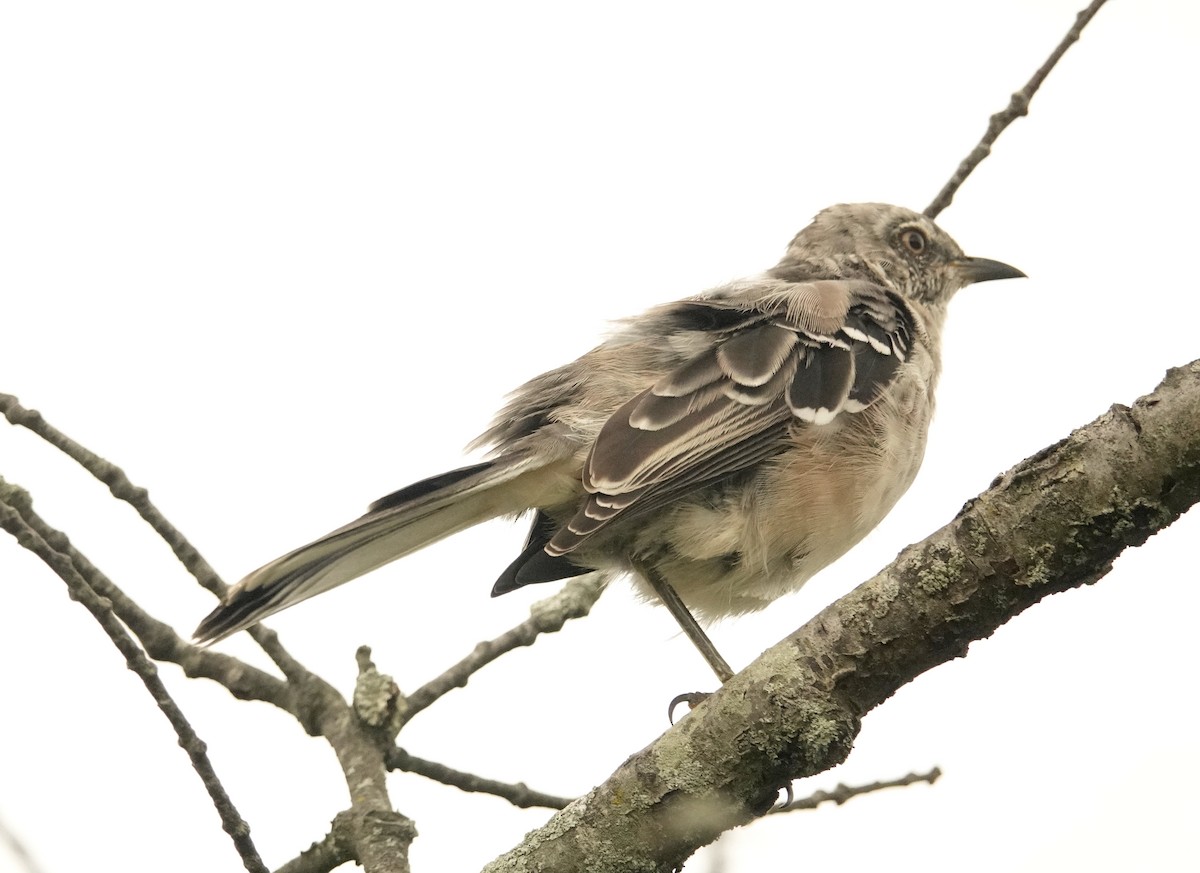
[{"x1": 544, "y1": 280, "x2": 917, "y2": 556}]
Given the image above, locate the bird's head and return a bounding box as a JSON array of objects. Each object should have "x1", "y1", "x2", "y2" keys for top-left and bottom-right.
[{"x1": 779, "y1": 202, "x2": 1024, "y2": 304}]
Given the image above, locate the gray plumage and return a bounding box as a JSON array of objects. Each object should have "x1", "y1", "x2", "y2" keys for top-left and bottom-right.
[{"x1": 194, "y1": 203, "x2": 1023, "y2": 645}]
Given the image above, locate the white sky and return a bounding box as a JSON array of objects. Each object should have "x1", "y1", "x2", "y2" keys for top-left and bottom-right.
[{"x1": 2, "y1": 2, "x2": 1198, "y2": 872}]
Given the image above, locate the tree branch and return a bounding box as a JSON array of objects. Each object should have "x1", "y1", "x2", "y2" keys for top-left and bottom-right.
[
  {"x1": 2, "y1": 394, "x2": 420, "y2": 870},
  {"x1": 0, "y1": 480, "x2": 268, "y2": 873},
  {"x1": 5, "y1": 490, "x2": 295, "y2": 710},
  {"x1": 0, "y1": 393, "x2": 226, "y2": 597},
  {"x1": 403, "y1": 574, "x2": 606, "y2": 722},
  {"x1": 0, "y1": 392, "x2": 329, "y2": 712},
  {"x1": 0, "y1": 392, "x2": 311, "y2": 681},
  {"x1": 924, "y1": 0, "x2": 1110, "y2": 218},
  {"x1": 485, "y1": 360, "x2": 1200, "y2": 871},
  {"x1": 386, "y1": 747, "x2": 574, "y2": 810}
]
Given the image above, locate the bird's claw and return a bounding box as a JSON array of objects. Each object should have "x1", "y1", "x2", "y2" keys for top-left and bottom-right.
[{"x1": 668, "y1": 691, "x2": 712, "y2": 724}]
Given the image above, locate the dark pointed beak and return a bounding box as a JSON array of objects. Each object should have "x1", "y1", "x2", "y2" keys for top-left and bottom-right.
[{"x1": 951, "y1": 256, "x2": 1026, "y2": 285}]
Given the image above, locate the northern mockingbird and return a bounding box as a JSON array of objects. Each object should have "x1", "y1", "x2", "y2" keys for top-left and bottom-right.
[{"x1": 195, "y1": 203, "x2": 1023, "y2": 679}]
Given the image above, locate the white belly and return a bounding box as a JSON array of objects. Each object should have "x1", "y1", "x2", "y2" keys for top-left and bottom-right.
[{"x1": 627, "y1": 363, "x2": 934, "y2": 620}]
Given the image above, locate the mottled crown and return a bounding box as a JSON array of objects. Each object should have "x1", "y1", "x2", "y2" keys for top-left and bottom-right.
[{"x1": 777, "y1": 203, "x2": 969, "y2": 304}]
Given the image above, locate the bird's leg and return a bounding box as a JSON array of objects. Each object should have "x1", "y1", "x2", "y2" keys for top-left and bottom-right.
[{"x1": 636, "y1": 561, "x2": 734, "y2": 683}]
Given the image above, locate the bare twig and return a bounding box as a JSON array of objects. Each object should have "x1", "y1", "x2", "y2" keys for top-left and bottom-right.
[
  {"x1": 924, "y1": 0, "x2": 1111, "y2": 218},
  {"x1": 403, "y1": 574, "x2": 606, "y2": 720},
  {"x1": 386, "y1": 747, "x2": 574, "y2": 810},
  {"x1": 0, "y1": 393, "x2": 308, "y2": 685},
  {"x1": 8, "y1": 490, "x2": 295, "y2": 710},
  {"x1": 0, "y1": 479, "x2": 268, "y2": 873},
  {"x1": 3, "y1": 395, "x2": 418, "y2": 868},
  {"x1": 774, "y1": 767, "x2": 941, "y2": 814},
  {"x1": 0, "y1": 393, "x2": 225, "y2": 595}
]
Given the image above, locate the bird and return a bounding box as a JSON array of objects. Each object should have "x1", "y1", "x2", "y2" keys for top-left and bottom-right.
[{"x1": 194, "y1": 203, "x2": 1023, "y2": 679}]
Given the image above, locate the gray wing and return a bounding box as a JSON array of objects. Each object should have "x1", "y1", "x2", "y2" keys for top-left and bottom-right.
[{"x1": 545, "y1": 279, "x2": 915, "y2": 556}]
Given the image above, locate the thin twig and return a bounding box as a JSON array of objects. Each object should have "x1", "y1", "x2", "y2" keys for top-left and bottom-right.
[
  {"x1": 2, "y1": 395, "x2": 415, "y2": 867},
  {"x1": 0, "y1": 393, "x2": 306, "y2": 682},
  {"x1": 924, "y1": 0, "x2": 1111, "y2": 218},
  {"x1": 0, "y1": 393, "x2": 225, "y2": 595},
  {"x1": 773, "y1": 767, "x2": 942, "y2": 814},
  {"x1": 9, "y1": 489, "x2": 295, "y2": 710},
  {"x1": 0, "y1": 479, "x2": 268, "y2": 873},
  {"x1": 387, "y1": 747, "x2": 574, "y2": 810},
  {"x1": 403, "y1": 574, "x2": 606, "y2": 720}
]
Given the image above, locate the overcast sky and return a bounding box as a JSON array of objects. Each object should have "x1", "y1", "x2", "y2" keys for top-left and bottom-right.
[{"x1": 2, "y1": 2, "x2": 1198, "y2": 872}]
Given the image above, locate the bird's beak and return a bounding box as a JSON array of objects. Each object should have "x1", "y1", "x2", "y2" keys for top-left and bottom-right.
[{"x1": 951, "y1": 256, "x2": 1026, "y2": 285}]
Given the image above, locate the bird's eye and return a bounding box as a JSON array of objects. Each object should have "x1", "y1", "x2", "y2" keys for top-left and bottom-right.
[{"x1": 899, "y1": 228, "x2": 928, "y2": 254}]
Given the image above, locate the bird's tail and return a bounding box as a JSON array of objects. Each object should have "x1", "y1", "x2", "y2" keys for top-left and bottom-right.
[{"x1": 193, "y1": 452, "x2": 569, "y2": 643}]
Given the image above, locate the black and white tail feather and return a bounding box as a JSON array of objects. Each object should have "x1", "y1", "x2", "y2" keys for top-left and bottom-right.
[{"x1": 193, "y1": 455, "x2": 552, "y2": 643}]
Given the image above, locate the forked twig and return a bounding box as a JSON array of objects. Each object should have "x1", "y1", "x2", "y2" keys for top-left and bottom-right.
[
  {"x1": 0, "y1": 393, "x2": 306, "y2": 679},
  {"x1": 11, "y1": 489, "x2": 295, "y2": 709}
]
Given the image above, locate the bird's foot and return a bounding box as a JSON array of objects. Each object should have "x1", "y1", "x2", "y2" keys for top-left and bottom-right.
[{"x1": 667, "y1": 691, "x2": 713, "y2": 724}]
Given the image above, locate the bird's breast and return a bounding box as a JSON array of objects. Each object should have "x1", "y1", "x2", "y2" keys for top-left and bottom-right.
[{"x1": 618, "y1": 362, "x2": 935, "y2": 620}]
